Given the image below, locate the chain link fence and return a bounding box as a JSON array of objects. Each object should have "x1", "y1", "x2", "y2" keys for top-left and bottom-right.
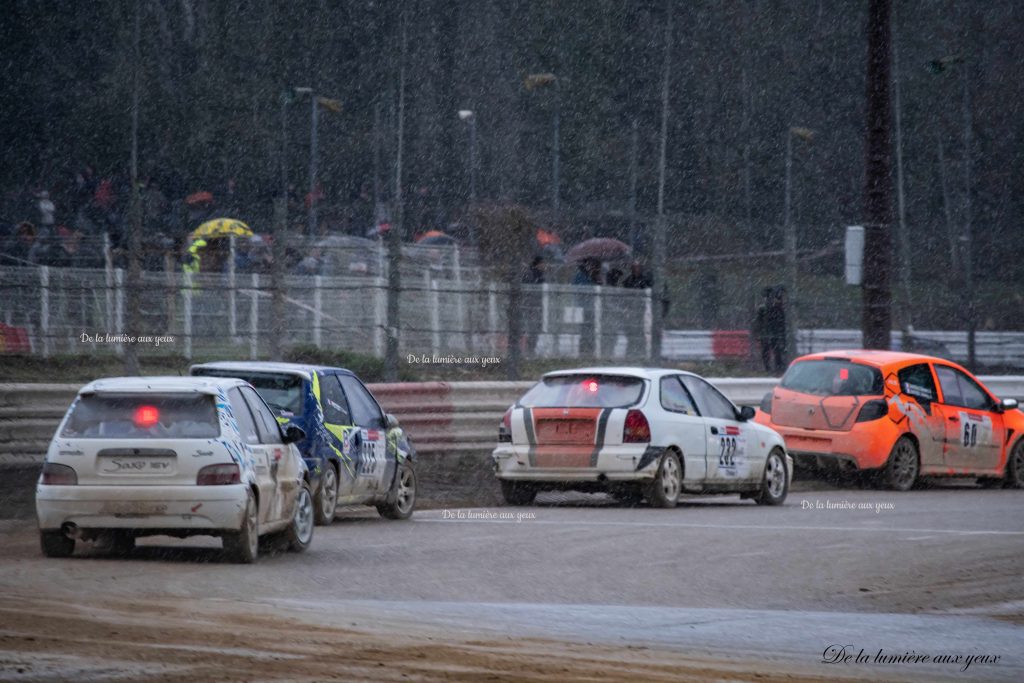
[{"x1": 0, "y1": 258, "x2": 654, "y2": 362}]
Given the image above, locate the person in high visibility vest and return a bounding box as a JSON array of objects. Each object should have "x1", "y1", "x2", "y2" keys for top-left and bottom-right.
[{"x1": 183, "y1": 238, "x2": 207, "y2": 275}]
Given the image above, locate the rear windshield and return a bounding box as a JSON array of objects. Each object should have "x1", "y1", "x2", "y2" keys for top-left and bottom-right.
[
  {"x1": 519, "y1": 375, "x2": 645, "y2": 408},
  {"x1": 61, "y1": 393, "x2": 220, "y2": 439},
  {"x1": 781, "y1": 360, "x2": 883, "y2": 397},
  {"x1": 192, "y1": 370, "x2": 305, "y2": 418}
]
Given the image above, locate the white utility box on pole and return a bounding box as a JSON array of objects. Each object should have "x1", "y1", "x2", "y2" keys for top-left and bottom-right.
[{"x1": 845, "y1": 225, "x2": 865, "y2": 285}]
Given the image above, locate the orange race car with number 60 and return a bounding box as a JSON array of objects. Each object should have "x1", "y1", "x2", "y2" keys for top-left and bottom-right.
[{"x1": 754, "y1": 350, "x2": 1024, "y2": 491}]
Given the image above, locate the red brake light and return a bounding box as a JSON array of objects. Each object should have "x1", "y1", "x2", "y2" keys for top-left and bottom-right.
[
  {"x1": 839, "y1": 368, "x2": 849, "y2": 380},
  {"x1": 584, "y1": 379, "x2": 599, "y2": 394},
  {"x1": 41, "y1": 462, "x2": 77, "y2": 485},
  {"x1": 196, "y1": 463, "x2": 241, "y2": 486},
  {"x1": 623, "y1": 409, "x2": 651, "y2": 443},
  {"x1": 134, "y1": 405, "x2": 160, "y2": 428},
  {"x1": 498, "y1": 407, "x2": 513, "y2": 443}
]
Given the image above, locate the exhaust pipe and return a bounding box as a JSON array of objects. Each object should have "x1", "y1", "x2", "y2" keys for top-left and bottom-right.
[{"x1": 61, "y1": 522, "x2": 81, "y2": 539}]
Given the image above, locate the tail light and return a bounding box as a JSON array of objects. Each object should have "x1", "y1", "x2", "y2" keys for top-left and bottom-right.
[
  {"x1": 856, "y1": 399, "x2": 888, "y2": 422},
  {"x1": 197, "y1": 463, "x2": 241, "y2": 486},
  {"x1": 40, "y1": 462, "x2": 77, "y2": 485},
  {"x1": 623, "y1": 409, "x2": 651, "y2": 443},
  {"x1": 498, "y1": 407, "x2": 512, "y2": 443},
  {"x1": 759, "y1": 392, "x2": 773, "y2": 415}
]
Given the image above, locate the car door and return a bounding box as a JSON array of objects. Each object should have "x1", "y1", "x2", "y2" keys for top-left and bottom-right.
[
  {"x1": 681, "y1": 375, "x2": 759, "y2": 483},
  {"x1": 892, "y1": 363, "x2": 946, "y2": 468},
  {"x1": 933, "y1": 365, "x2": 1003, "y2": 471},
  {"x1": 317, "y1": 373, "x2": 358, "y2": 497},
  {"x1": 658, "y1": 376, "x2": 708, "y2": 481},
  {"x1": 227, "y1": 387, "x2": 276, "y2": 524},
  {"x1": 241, "y1": 385, "x2": 295, "y2": 525},
  {"x1": 338, "y1": 373, "x2": 389, "y2": 497}
]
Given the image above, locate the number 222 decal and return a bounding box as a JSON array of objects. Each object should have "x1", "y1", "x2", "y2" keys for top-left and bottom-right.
[{"x1": 717, "y1": 426, "x2": 744, "y2": 469}]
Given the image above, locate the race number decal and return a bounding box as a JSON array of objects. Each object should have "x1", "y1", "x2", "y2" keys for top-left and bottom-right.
[
  {"x1": 356, "y1": 429, "x2": 381, "y2": 477},
  {"x1": 716, "y1": 426, "x2": 747, "y2": 476},
  {"x1": 958, "y1": 412, "x2": 992, "y2": 449}
]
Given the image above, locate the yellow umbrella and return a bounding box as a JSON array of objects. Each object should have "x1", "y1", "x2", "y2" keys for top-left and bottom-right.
[{"x1": 190, "y1": 218, "x2": 253, "y2": 241}]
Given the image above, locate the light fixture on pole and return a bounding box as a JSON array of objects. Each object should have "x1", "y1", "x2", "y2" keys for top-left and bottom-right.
[
  {"x1": 290, "y1": 87, "x2": 342, "y2": 236},
  {"x1": 783, "y1": 125, "x2": 815, "y2": 364},
  {"x1": 929, "y1": 52, "x2": 975, "y2": 368},
  {"x1": 523, "y1": 72, "x2": 560, "y2": 219},
  {"x1": 457, "y1": 110, "x2": 477, "y2": 204}
]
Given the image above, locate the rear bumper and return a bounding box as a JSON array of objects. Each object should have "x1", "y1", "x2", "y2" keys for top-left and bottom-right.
[
  {"x1": 492, "y1": 443, "x2": 659, "y2": 482},
  {"x1": 761, "y1": 420, "x2": 898, "y2": 471},
  {"x1": 36, "y1": 484, "x2": 249, "y2": 531}
]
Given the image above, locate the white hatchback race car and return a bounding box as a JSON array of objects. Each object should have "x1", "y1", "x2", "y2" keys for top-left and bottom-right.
[
  {"x1": 36, "y1": 376, "x2": 314, "y2": 563},
  {"x1": 492, "y1": 368, "x2": 792, "y2": 507}
]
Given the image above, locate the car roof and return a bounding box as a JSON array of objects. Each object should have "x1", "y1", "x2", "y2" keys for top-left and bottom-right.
[
  {"x1": 79, "y1": 376, "x2": 246, "y2": 395},
  {"x1": 541, "y1": 367, "x2": 698, "y2": 380},
  {"x1": 794, "y1": 349, "x2": 956, "y2": 369},
  {"x1": 190, "y1": 361, "x2": 355, "y2": 381}
]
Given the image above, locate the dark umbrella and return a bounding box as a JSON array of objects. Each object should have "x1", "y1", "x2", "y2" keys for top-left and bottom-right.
[{"x1": 566, "y1": 237, "x2": 631, "y2": 262}]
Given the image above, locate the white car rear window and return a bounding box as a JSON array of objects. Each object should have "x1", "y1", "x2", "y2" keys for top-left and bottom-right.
[
  {"x1": 519, "y1": 375, "x2": 645, "y2": 408},
  {"x1": 61, "y1": 393, "x2": 220, "y2": 439}
]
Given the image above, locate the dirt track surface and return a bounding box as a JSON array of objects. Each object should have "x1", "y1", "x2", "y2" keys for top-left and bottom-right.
[
  {"x1": 1, "y1": 593, "x2": 884, "y2": 683},
  {"x1": 1, "y1": 487, "x2": 1023, "y2": 682}
]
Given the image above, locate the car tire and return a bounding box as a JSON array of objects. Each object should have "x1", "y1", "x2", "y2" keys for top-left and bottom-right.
[
  {"x1": 285, "y1": 483, "x2": 315, "y2": 552},
  {"x1": 755, "y1": 448, "x2": 789, "y2": 505},
  {"x1": 883, "y1": 436, "x2": 919, "y2": 491},
  {"x1": 1006, "y1": 439, "x2": 1024, "y2": 489},
  {"x1": 644, "y1": 450, "x2": 682, "y2": 508},
  {"x1": 313, "y1": 462, "x2": 338, "y2": 526},
  {"x1": 223, "y1": 490, "x2": 259, "y2": 564},
  {"x1": 377, "y1": 462, "x2": 417, "y2": 519},
  {"x1": 500, "y1": 479, "x2": 537, "y2": 506},
  {"x1": 40, "y1": 530, "x2": 74, "y2": 558}
]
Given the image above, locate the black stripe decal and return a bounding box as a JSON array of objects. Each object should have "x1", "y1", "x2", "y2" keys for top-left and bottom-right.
[
  {"x1": 522, "y1": 407, "x2": 536, "y2": 467},
  {"x1": 590, "y1": 409, "x2": 611, "y2": 467}
]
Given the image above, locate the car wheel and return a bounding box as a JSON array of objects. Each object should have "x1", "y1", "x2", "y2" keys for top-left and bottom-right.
[
  {"x1": 313, "y1": 463, "x2": 338, "y2": 525},
  {"x1": 1007, "y1": 439, "x2": 1024, "y2": 489},
  {"x1": 286, "y1": 483, "x2": 315, "y2": 552},
  {"x1": 377, "y1": 462, "x2": 417, "y2": 519},
  {"x1": 500, "y1": 479, "x2": 537, "y2": 506},
  {"x1": 223, "y1": 490, "x2": 259, "y2": 564},
  {"x1": 883, "y1": 436, "x2": 919, "y2": 491},
  {"x1": 644, "y1": 450, "x2": 682, "y2": 508},
  {"x1": 755, "y1": 448, "x2": 789, "y2": 505},
  {"x1": 40, "y1": 530, "x2": 74, "y2": 558}
]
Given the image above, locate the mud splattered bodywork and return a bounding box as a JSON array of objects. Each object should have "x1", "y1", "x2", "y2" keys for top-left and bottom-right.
[{"x1": 191, "y1": 362, "x2": 417, "y2": 511}]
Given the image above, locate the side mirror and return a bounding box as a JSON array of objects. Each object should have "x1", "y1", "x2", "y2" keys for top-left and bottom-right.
[
  {"x1": 282, "y1": 424, "x2": 306, "y2": 444},
  {"x1": 998, "y1": 398, "x2": 1019, "y2": 413},
  {"x1": 737, "y1": 405, "x2": 756, "y2": 422},
  {"x1": 385, "y1": 413, "x2": 400, "y2": 429}
]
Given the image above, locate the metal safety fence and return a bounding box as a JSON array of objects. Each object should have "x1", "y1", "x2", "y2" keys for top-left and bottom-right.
[{"x1": 0, "y1": 264, "x2": 653, "y2": 361}]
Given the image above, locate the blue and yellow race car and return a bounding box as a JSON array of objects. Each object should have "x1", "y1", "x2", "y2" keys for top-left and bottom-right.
[{"x1": 190, "y1": 362, "x2": 416, "y2": 524}]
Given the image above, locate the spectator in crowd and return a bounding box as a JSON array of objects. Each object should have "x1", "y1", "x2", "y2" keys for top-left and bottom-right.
[
  {"x1": 4, "y1": 222, "x2": 42, "y2": 265},
  {"x1": 621, "y1": 259, "x2": 652, "y2": 358},
  {"x1": 573, "y1": 257, "x2": 601, "y2": 285},
  {"x1": 754, "y1": 286, "x2": 788, "y2": 373},
  {"x1": 622, "y1": 259, "x2": 652, "y2": 289},
  {"x1": 522, "y1": 255, "x2": 546, "y2": 355}
]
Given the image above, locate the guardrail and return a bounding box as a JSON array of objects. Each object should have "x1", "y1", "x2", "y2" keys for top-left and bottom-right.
[{"x1": 3, "y1": 377, "x2": 1023, "y2": 466}]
